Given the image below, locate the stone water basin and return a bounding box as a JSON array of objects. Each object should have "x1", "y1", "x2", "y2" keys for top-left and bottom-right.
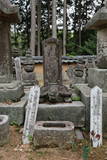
[{"x1": 33, "y1": 121, "x2": 74, "y2": 148}]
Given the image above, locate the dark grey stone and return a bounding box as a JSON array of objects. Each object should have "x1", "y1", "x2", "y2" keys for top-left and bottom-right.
[
  {"x1": 41, "y1": 38, "x2": 72, "y2": 103},
  {"x1": 0, "y1": 98, "x2": 27, "y2": 125},
  {"x1": 40, "y1": 84, "x2": 72, "y2": 103},
  {"x1": 43, "y1": 38, "x2": 62, "y2": 86},
  {"x1": 0, "y1": 81, "x2": 24, "y2": 102},
  {"x1": 37, "y1": 102, "x2": 85, "y2": 127}
]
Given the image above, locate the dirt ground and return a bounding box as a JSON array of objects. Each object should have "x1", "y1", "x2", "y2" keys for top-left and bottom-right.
[{"x1": 0, "y1": 126, "x2": 107, "y2": 160}]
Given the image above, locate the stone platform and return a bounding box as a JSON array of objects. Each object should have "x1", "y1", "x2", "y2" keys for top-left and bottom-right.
[
  {"x1": 37, "y1": 102, "x2": 85, "y2": 127},
  {"x1": 33, "y1": 121, "x2": 74, "y2": 148},
  {"x1": 75, "y1": 84, "x2": 107, "y2": 132},
  {"x1": 0, "y1": 97, "x2": 27, "y2": 125}
]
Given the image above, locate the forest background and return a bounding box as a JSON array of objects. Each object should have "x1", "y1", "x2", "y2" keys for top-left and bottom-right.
[{"x1": 10, "y1": 0, "x2": 105, "y2": 56}]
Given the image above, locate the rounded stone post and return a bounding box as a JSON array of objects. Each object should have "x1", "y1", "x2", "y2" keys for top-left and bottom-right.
[{"x1": 0, "y1": 22, "x2": 13, "y2": 82}]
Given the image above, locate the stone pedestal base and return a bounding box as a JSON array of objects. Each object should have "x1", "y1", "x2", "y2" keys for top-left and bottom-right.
[
  {"x1": 40, "y1": 84, "x2": 72, "y2": 103},
  {"x1": 0, "y1": 81, "x2": 24, "y2": 102},
  {"x1": 0, "y1": 97, "x2": 27, "y2": 125},
  {"x1": 88, "y1": 68, "x2": 107, "y2": 92},
  {"x1": 37, "y1": 102, "x2": 85, "y2": 127}
]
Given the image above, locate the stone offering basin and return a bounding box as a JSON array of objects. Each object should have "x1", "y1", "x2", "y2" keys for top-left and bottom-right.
[
  {"x1": 33, "y1": 121, "x2": 75, "y2": 148},
  {"x1": 0, "y1": 115, "x2": 9, "y2": 146}
]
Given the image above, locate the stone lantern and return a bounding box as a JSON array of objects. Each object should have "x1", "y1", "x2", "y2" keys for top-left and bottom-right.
[
  {"x1": 0, "y1": 0, "x2": 24, "y2": 102},
  {"x1": 86, "y1": 0, "x2": 107, "y2": 91}
]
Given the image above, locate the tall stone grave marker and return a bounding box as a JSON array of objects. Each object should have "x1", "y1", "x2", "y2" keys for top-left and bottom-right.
[
  {"x1": 90, "y1": 86, "x2": 102, "y2": 147},
  {"x1": 22, "y1": 85, "x2": 40, "y2": 144},
  {"x1": 14, "y1": 57, "x2": 22, "y2": 81},
  {"x1": 41, "y1": 38, "x2": 71, "y2": 103}
]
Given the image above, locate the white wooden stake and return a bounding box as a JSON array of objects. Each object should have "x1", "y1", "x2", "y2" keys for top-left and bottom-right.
[
  {"x1": 90, "y1": 86, "x2": 102, "y2": 147},
  {"x1": 22, "y1": 85, "x2": 40, "y2": 144}
]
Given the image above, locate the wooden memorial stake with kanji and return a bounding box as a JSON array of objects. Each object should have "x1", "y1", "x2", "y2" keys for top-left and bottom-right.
[
  {"x1": 22, "y1": 85, "x2": 40, "y2": 144},
  {"x1": 90, "y1": 86, "x2": 102, "y2": 147}
]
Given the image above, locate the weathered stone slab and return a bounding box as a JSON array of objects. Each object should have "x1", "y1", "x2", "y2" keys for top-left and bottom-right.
[
  {"x1": 33, "y1": 121, "x2": 74, "y2": 148},
  {"x1": 0, "y1": 98, "x2": 27, "y2": 125},
  {"x1": 14, "y1": 57, "x2": 22, "y2": 81},
  {"x1": 97, "y1": 29, "x2": 107, "y2": 69},
  {"x1": 88, "y1": 68, "x2": 107, "y2": 92},
  {"x1": 43, "y1": 38, "x2": 62, "y2": 86},
  {"x1": 22, "y1": 85, "x2": 40, "y2": 144},
  {"x1": 0, "y1": 22, "x2": 13, "y2": 82},
  {"x1": 37, "y1": 102, "x2": 85, "y2": 127},
  {"x1": 41, "y1": 38, "x2": 72, "y2": 103},
  {"x1": 90, "y1": 86, "x2": 102, "y2": 147}
]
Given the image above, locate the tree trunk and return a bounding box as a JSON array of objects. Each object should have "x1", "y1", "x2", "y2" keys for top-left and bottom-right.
[
  {"x1": 37, "y1": 0, "x2": 41, "y2": 56},
  {"x1": 47, "y1": 0, "x2": 51, "y2": 37},
  {"x1": 63, "y1": 0, "x2": 67, "y2": 56},
  {"x1": 30, "y1": 0, "x2": 36, "y2": 56},
  {"x1": 52, "y1": 0, "x2": 57, "y2": 38}
]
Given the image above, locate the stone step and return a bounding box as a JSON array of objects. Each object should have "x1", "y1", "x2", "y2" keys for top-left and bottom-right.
[{"x1": 37, "y1": 101, "x2": 85, "y2": 127}]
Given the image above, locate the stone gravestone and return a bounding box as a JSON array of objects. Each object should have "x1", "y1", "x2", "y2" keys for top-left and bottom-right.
[
  {"x1": 90, "y1": 86, "x2": 102, "y2": 147},
  {"x1": 14, "y1": 57, "x2": 22, "y2": 81},
  {"x1": 43, "y1": 38, "x2": 62, "y2": 86},
  {"x1": 22, "y1": 85, "x2": 40, "y2": 144},
  {"x1": 41, "y1": 38, "x2": 71, "y2": 103}
]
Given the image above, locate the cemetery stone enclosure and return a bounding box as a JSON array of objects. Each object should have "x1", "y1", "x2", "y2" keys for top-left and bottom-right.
[{"x1": 1, "y1": 0, "x2": 107, "y2": 149}]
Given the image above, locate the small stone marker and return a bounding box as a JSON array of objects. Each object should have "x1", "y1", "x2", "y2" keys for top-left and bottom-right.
[
  {"x1": 14, "y1": 57, "x2": 22, "y2": 81},
  {"x1": 90, "y1": 86, "x2": 102, "y2": 147},
  {"x1": 22, "y1": 85, "x2": 40, "y2": 144}
]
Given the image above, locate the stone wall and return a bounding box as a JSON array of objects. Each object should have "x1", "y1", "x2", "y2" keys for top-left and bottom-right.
[{"x1": 13, "y1": 55, "x2": 96, "y2": 87}]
